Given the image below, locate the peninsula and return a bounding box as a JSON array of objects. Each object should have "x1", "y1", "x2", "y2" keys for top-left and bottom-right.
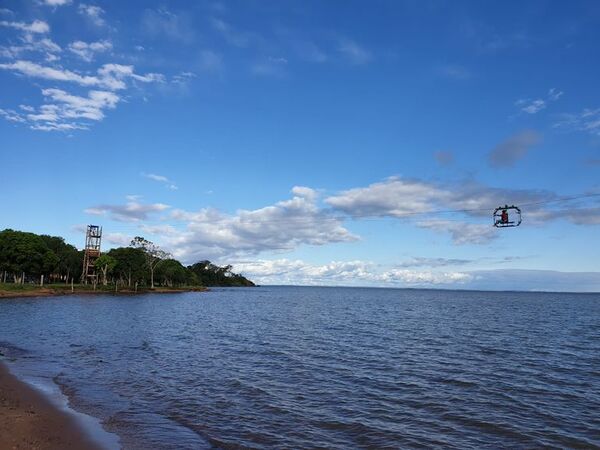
[{"x1": 0, "y1": 228, "x2": 254, "y2": 298}]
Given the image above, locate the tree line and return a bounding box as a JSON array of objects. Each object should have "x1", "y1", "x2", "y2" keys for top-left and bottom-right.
[{"x1": 0, "y1": 229, "x2": 255, "y2": 288}]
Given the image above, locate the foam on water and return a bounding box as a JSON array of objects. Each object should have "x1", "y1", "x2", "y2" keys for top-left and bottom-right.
[{"x1": 1, "y1": 357, "x2": 120, "y2": 450}]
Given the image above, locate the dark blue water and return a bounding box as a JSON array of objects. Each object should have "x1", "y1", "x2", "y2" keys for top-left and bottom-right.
[{"x1": 1, "y1": 286, "x2": 600, "y2": 449}]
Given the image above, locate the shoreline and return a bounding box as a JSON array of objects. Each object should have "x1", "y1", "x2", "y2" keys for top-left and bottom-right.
[
  {"x1": 0, "y1": 285, "x2": 208, "y2": 299},
  {"x1": 0, "y1": 361, "x2": 110, "y2": 449}
]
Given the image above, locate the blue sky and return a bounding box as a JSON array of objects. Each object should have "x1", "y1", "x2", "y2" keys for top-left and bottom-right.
[{"x1": 1, "y1": 0, "x2": 600, "y2": 291}]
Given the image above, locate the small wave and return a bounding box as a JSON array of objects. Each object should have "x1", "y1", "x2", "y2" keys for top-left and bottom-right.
[{"x1": 432, "y1": 377, "x2": 478, "y2": 388}]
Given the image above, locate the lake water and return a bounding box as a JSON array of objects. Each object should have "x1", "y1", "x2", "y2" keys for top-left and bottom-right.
[{"x1": 1, "y1": 286, "x2": 599, "y2": 449}]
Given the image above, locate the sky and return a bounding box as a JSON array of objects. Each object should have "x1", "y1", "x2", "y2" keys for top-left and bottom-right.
[{"x1": 1, "y1": 0, "x2": 600, "y2": 291}]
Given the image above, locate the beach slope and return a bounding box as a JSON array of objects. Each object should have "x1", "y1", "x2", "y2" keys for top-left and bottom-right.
[{"x1": 0, "y1": 363, "x2": 104, "y2": 449}]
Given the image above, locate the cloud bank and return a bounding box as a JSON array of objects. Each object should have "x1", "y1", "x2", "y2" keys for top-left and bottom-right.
[{"x1": 231, "y1": 261, "x2": 600, "y2": 292}]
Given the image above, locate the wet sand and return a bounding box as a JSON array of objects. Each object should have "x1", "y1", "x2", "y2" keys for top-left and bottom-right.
[{"x1": 0, "y1": 362, "x2": 105, "y2": 450}]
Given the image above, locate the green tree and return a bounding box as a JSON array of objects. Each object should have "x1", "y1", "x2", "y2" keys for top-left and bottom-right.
[
  {"x1": 107, "y1": 247, "x2": 147, "y2": 287},
  {"x1": 130, "y1": 237, "x2": 170, "y2": 289},
  {"x1": 155, "y1": 259, "x2": 190, "y2": 287},
  {"x1": 187, "y1": 260, "x2": 255, "y2": 287},
  {"x1": 0, "y1": 228, "x2": 253, "y2": 289},
  {"x1": 0, "y1": 229, "x2": 57, "y2": 282},
  {"x1": 39, "y1": 234, "x2": 81, "y2": 282},
  {"x1": 94, "y1": 254, "x2": 117, "y2": 286}
]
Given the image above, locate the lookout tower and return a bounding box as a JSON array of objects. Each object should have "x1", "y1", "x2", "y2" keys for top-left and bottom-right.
[{"x1": 81, "y1": 225, "x2": 102, "y2": 284}]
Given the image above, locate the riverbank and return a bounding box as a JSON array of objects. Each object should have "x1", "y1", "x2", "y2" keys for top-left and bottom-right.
[
  {"x1": 0, "y1": 362, "x2": 106, "y2": 449},
  {"x1": 0, "y1": 283, "x2": 207, "y2": 299}
]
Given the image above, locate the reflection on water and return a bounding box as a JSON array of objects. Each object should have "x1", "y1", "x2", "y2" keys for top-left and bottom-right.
[{"x1": 1, "y1": 287, "x2": 600, "y2": 449}]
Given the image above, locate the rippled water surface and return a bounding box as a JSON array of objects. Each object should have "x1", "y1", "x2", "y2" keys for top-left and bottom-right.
[{"x1": 1, "y1": 286, "x2": 600, "y2": 449}]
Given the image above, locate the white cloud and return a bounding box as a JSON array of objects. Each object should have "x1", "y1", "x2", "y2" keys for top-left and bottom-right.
[
  {"x1": 548, "y1": 88, "x2": 563, "y2": 101},
  {"x1": 0, "y1": 108, "x2": 26, "y2": 123},
  {"x1": 232, "y1": 261, "x2": 600, "y2": 291},
  {"x1": 232, "y1": 258, "x2": 473, "y2": 287},
  {"x1": 144, "y1": 173, "x2": 168, "y2": 183},
  {"x1": 325, "y1": 176, "x2": 600, "y2": 244},
  {"x1": 42, "y1": 0, "x2": 71, "y2": 6},
  {"x1": 68, "y1": 40, "x2": 112, "y2": 62},
  {"x1": 104, "y1": 232, "x2": 132, "y2": 246},
  {"x1": 2, "y1": 34, "x2": 63, "y2": 61},
  {"x1": 78, "y1": 4, "x2": 105, "y2": 27},
  {"x1": 165, "y1": 187, "x2": 357, "y2": 261},
  {"x1": 0, "y1": 60, "x2": 163, "y2": 131},
  {"x1": 520, "y1": 99, "x2": 546, "y2": 114},
  {"x1": 80, "y1": 179, "x2": 600, "y2": 263},
  {"x1": 516, "y1": 88, "x2": 563, "y2": 114},
  {"x1": 417, "y1": 220, "x2": 498, "y2": 245},
  {"x1": 395, "y1": 257, "x2": 473, "y2": 268},
  {"x1": 42, "y1": 88, "x2": 118, "y2": 119},
  {"x1": 84, "y1": 198, "x2": 170, "y2": 222},
  {"x1": 142, "y1": 172, "x2": 178, "y2": 190},
  {"x1": 326, "y1": 177, "x2": 451, "y2": 218},
  {"x1": 338, "y1": 38, "x2": 372, "y2": 65},
  {"x1": 37, "y1": 37, "x2": 62, "y2": 53},
  {"x1": 291, "y1": 186, "x2": 318, "y2": 201},
  {"x1": 325, "y1": 176, "x2": 558, "y2": 244},
  {"x1": 31, "y1": 122, "x2": 87, "y2": 131},
  {"x1": 381, "y1": 268, "x2": 473, "y2": 285},
  {"x1": 0, "y1": 59, "x2": 163, "y2": 131},
  {"x1": 44, "y1": 52, "x2": 59, "y2": 62},
  {"x1": 0, "y1": 60, "x2": 164, "y2": 91},
  {"x1": 560, "y1": 206, "x2": 600, "y2": 225},
  {"x1": 0, "y1": 6, "x2": 169, "y2": 134},
  {"x1": 10, "y1": 89, "x2": 119, "y2": 131},
  {"x1": 0, "y1": 19, "x2": 49, "y2": 34},
  {"x1": 554, "y1": 108, "x2": 600, "y2": 136},
  {"x1": 172, "y1": 71, "x2": 196, "y2": 84},
  {"x1": 139, "y1": 224, "x2": 179, "y2": 236},
  {"x1": 0, "y1": 60, "x2": 97, "y2": 85},
  {"x1": 98, "y1": 63, "x2": 165, "y2": 86}
]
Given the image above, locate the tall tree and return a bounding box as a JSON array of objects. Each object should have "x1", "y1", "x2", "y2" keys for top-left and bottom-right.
[
  {"x1": 130, "y1": 237, "x2": 169, "y2": 289},
  {"x1": 39, "y1": 234, "x2": 80, "y2": 282},
  {"x1": 155, "y1": 259, "x2": 189, "y2": 287},
  {"x1": 0, "y1": 229, "x2": 57, "y2": 282},
  {"x1": 94, "y1": 254, "x2": 117, "y2": 286},
  {"x1": 107, "y1": 247, "x2": 146, "y2": 287}
]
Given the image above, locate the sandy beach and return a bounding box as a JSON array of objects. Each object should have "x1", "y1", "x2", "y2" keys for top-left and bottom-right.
[
  {"x1": 0, "y1": 285, "x2": 207, "y2": 299},
  {"x1": 0, "y1": 362, "x2": 104, "y2": 450}
]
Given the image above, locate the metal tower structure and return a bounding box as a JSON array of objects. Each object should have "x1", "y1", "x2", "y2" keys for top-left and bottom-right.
[{"x1": 81, "y1": 225, "x2": 102, "y2": 284}]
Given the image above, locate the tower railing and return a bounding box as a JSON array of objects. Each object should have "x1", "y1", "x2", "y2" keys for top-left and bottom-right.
[{"x1": 81, "y1": 225, "x2": 102, "y2": 284}]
